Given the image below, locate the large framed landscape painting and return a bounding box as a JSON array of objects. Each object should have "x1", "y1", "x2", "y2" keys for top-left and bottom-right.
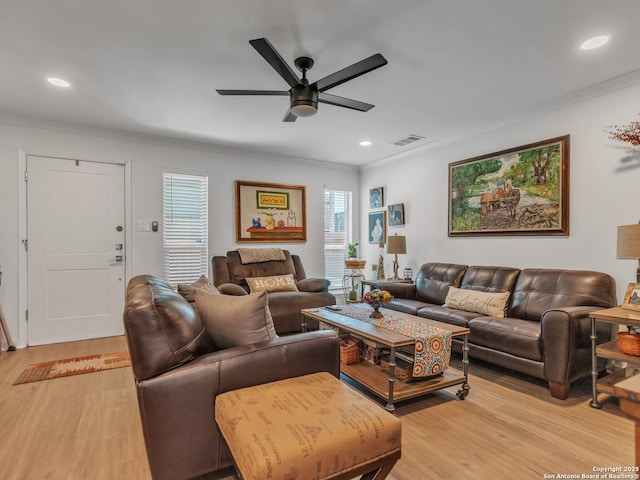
[
  {"x1": 236, "y1": 180, "x2": 306, "y2": 242},
  {"x1": 448, "y1": 135, "x2": 570, "y2": 237}
]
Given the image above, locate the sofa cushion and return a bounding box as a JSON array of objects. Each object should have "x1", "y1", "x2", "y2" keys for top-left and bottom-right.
[
  {"x1": 509, "y1": 269, "x2": 617, "y2": 321},
  {"x1": 178, "y1": 275, "x2": 219, "y2": 304},
  {"x1": 414, "y1": 263, "x2": 467, "y2": 305},
  {"x1": 416, "y1": 305, "x2": 480, "y2": 328},
  {"x1": 246, "y1": 273, "x2": 299, "y2": 293},
  {"x1": 460, "y1": 266, "x2": 520, "y2": 296},
  {"x1": 444, "y1": 287, "x2": 510, "y2": 317},
  {"x1": 196, "y1": 290, "x2": 278, "y2": 349},
  {"x1": 386, "y1": 298, "x2": 428, "y2": 316},
  {"x1": 468, "y1": 316, "x2": 542, "y2": 361},
  {"x1": 297, "y1": 277, "x2": 330, "y2": 292}
]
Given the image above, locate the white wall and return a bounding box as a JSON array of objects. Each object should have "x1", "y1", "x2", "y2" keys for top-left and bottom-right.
[
  {"x1": 360, "y1": 83, "x2": 640, "y2": 303},
  {"x1": 2, "y1": 82, "x2": 638, "y2": 347},
  {"x1": 0, "y1": 118, "x2": 360, "y2": 347}
]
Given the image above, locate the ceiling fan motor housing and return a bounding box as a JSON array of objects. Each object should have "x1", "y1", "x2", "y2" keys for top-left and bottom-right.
[{"x1": 290, "y1": 84, "x2": 318, "y2": 117}]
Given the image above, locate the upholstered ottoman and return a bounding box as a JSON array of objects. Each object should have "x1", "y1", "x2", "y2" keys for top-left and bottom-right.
[{"x1": 215, "y1": 372, "x2": 402, "y2": 480}]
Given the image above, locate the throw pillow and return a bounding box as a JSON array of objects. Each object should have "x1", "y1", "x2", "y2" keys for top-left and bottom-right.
[
  {"x1": 443, "y1": 287, "x2": 510, "y2": 317},
  {"x1": 246, "y1": 273, "x2": 299, "y2": 293},
  {"x1": 178, "y1": 275, "x2": 219, "y2": 304},
  {"x1": 195, "y1": 290, "x2": 277, "y2": 349}
]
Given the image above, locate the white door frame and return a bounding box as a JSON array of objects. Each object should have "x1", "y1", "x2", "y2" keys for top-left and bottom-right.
[{"x1": 17, "y1": 150, "x2": 132, "y2": 348}]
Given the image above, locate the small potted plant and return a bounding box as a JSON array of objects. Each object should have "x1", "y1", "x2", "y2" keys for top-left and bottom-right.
[
  {"x1": 348, "y1": 277, "x2": 359, "y2": 301},
  {"x1": 345, "y1": 243, "x2": 366, "y2": 270}
]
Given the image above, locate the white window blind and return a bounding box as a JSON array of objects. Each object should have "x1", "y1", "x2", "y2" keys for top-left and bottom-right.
[
  {"x1": 163, "y1": 172, "x2": 208, "y2": 287},
  {"x1": 324, "y1": 189, "x2": 352, "y2": 289}
]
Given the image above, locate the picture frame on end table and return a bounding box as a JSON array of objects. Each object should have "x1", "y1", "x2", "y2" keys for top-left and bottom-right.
[{"x1": 621, "y1": 283, "x2": 640, "y2": 311}]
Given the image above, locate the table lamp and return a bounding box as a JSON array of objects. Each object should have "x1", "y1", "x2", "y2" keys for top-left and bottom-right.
[
  {"x1": 617, "y1": 223, "x2": 640, "y2": 283},
  {"x1": 386, "y1": 234, "x2": 407, "y2": 280}
]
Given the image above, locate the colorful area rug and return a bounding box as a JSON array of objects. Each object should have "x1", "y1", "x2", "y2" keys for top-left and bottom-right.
[{"x1": 13, "y1": 351, "x2": 130, "y2": 385}]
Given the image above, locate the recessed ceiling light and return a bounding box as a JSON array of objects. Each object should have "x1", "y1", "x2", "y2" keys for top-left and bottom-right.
[
  {"x1": 580, "y1": 35, "x2": 610, "y2": 50},
  {"x1": 359, "y1": 140, "x2": 372, "y2": 146},
  {"x1": 47, "y1": 77, "x2": 71, "y2": 87}
]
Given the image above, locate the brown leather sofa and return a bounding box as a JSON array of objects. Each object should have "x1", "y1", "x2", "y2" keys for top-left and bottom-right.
[
  {"x1": 373, "y1": 263, "x2": 617, "y2": 399},
  {"x1": 212, "y1": 250, "x2": 336, "y2": 334},
  {"x1": 123, "y1": 274, "x2": 340, "y2": 480}
]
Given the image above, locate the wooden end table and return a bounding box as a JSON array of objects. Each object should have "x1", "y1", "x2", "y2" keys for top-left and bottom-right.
[{"x1": 589, "y1": 306, "x2": 640, "y2": 408}]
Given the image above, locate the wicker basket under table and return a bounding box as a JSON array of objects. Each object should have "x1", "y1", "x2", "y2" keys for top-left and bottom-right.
[{"x1": 340, "y1": 337, "x2": 362, "y2": 365}]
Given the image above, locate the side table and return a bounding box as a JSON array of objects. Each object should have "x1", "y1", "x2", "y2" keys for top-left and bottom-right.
[
  {"x1": 589, "y1": 306, "x2": 640, "y2": 408},
  {"x1": 613, "y1": 374, "x2": 640, "y2": 466},
  {"x1": 343, "y1": 260, "x2": 367, "y2": 303}
]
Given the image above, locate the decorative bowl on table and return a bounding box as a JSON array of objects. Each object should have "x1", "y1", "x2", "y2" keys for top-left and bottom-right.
[{"x1": 363, "y1": 289, "x2": 393, "y2": 319}]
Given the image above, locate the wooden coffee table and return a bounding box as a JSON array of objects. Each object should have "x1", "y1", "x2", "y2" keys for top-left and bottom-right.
[{"x1": 302, "y1": 306, "x2": 470, "y2": 411}]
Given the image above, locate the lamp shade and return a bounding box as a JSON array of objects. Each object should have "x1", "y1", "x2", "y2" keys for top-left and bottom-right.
[
  {"x1": 617, "y1": 224, "x2": 640, "y2": 259},
  {"x1": 386, "y1": 235, "x2": 406, "y2": 255}
]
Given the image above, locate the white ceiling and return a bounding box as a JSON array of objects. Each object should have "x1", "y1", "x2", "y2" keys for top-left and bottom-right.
[{"x1": 1, "y1": 0, "x2": 639, "y2": 166}]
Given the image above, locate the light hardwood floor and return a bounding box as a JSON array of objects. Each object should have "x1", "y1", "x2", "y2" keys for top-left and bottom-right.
[{"x1": 0, "y1": 336, "x2": 635, "y2": 480}]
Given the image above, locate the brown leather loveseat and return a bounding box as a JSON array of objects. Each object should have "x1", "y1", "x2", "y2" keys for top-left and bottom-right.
[
  {"x1": 123, "y1": 274, "x2": 340, "y2": 480},
  {"x1": 212, "y1": 249, "x2": 336, "y2": 334},
  {"x1": 373, "y1": 263, "x2": 617, "y2": 399}
]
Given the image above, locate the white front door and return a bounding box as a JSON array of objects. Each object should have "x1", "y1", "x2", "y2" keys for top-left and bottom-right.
[{"x1": 26, "y1": 156, "x2": 125, "y2": 345}]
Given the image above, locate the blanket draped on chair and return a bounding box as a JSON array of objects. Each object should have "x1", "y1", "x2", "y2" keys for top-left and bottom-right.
[{"x1": 237, "y1": 248, "x2": 286, "y2": 264}]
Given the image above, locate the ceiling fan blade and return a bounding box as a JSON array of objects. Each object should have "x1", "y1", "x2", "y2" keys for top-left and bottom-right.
[
  {"x1": 315, "y1": 53, "x2": 387, "y2": 92},
  {"x1": 249, "y1": 38, "x2": 301, "y2": 88},
  {"x1": 318, "y1": 93, "x2": 374, "y2": 112},
  {"x1": 283, "y1": 109, "x2": 297, "y2": 122},
  {"x1": 216, "y1": 89, "x2": 289, "y2": 96}
]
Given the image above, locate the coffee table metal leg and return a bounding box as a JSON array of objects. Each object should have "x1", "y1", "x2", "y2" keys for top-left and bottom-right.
[
  {"x1": 456, "y1": 333, "x2": 470, "y2": 400},
  {"x1": 386, "y1": 346, "x2": 396, "y2": 411}
]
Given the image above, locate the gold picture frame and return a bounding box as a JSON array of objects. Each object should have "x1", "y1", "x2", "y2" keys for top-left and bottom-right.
[
  {"x1": 236, "y1": 180, "x2": 306, "y2": 243},
  {"x1": 621, "y1": 283, "x2": 640, "y2": 311},
  {"x1": 448, "y1": 135, "x2": 570, "y2": 236}
]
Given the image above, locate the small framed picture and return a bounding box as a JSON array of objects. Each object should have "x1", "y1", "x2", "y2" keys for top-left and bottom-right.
[
  {"x1": 369, "y1": 187, "x2": 384, "y2": 208},
  {"x1": 388, "y1": 203, "x2": 405, "y2": 226},
  {"x1": 368, "y1": 211, "x2": 386, "y2": 244},
  {"x1": 622, "y1": 283, "x2": 640, "y2": 311}
]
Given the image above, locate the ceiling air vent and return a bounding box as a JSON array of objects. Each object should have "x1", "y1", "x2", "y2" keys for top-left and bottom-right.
[{"x1": 392, "y1": 134, "x2": 425, "y2": 147}]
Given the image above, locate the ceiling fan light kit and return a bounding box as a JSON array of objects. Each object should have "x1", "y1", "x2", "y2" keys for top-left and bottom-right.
[{"x1": 217, "y1": 38, "x2": 387, "y2": 122}]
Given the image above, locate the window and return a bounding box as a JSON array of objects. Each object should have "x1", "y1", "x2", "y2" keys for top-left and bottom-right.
[
  {"x1": 163, "y1": 171, "x2": 208, "y2": 287},
  {"x1": 324, "y1": 189, "x2": 352, "y2": 289}
]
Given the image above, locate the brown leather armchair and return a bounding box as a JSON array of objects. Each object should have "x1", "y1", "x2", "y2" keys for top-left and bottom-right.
[
  {"x1": 212, "y1": 250, "x2": 336, "y2": 334},
  {"x1": 123, "y1": 274, "x2": 340, "y2": 480}
]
